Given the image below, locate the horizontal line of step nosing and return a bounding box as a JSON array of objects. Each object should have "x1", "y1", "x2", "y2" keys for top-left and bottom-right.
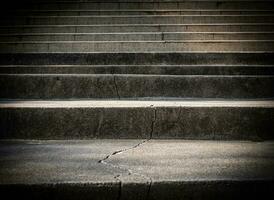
[
  {"x1": 9, "y1": 1, "x2": 274, "y2": 4},
  {"x1": 2, "y1": 74, "x2": 274, "y2": 77},
  {"x1": 1, "y1": 64, "x2": 273, "y2": 67},
  {"x1": 0, "y1": 51, "x2": 272, "y2": 53},
  {"x1": 1, "y1": 40, "x2": 273, "y2": 43},
  {"x1": 1, "y1": 23, "x2": 273, "y2": 27},
  {"x1": 1, "y1": 32, "x2": 273, "y2": 35},
  {"x1": 1, "y1": 100, "x2": 273, "y2": 108},
  {"x1": 3, "y1": 14, "x2": 274, "y2": 16},
  {"x1": 9, "y1": 9, "x2": 274, "y2": 12}
]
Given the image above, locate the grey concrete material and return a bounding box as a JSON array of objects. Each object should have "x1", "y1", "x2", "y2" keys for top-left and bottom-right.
[
  {"x1": 108, "y1": 140, "x2": 274, "y2": 181},
  {"x1": 6, "y1": 9, "x2": 274, "y2": 16},
  {"x1": 2, "y1": 15, "x2": 274, "y2": 25},
  {"x1": 7, "y1": 1, "x2": 274, "y2": 10},
  {"x1": 147, "y1": 181, "x2": 274, "y2": 200},
  {"x1": 0, "y1": 139, "x2": 146, "y2": 199},
  {"x1": 1, "y1": 32, "x2": 274, "y2": 42},
  {"x1": 1, "y1": 24, "x2": 273, "y2": 34},
  {"x1": 0, "y1": 100, "x2": 274, "y2": 140},
  {"x1": 1, "y1": 52, "x2": 273, "y2": 65},
  {"x1": 1, "y1": 74, "x2": 274, "y2": 99},
  {"x1": 0, "y1": 74, "x2": 118, "y2": 99},
  {"x1": 1, "y1": 65, "x2": 274, "y2": 75},
  {"x1": 0, "y1": 140, "x2": 274, "y2": 199},
  {"x1": 1, "y1": 40, "x2": 274, "y2": 52}
]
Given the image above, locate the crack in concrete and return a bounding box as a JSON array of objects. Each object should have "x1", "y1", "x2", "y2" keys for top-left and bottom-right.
[
  {"x1": 98, "y1": 139, "x2": 152, "y2": 199},
  {"x1": 98, "y1": 140, "x2": 149, "y2": 165},
  {"x1": 98, "y1": 107, "x2": 157, "y2": 199},
  {"x1": 95, "y1": 112, "x2": 104, "y2": 138},
  {"x1": 150, "y1": 107, "x2": 157, "y2": 139},
  {"x1": 113, "y1": 75, "x2": 121, "y2": 99}
]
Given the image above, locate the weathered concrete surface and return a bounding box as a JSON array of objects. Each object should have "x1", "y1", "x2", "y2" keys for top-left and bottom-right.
[
  {"x1": 1, "y1": 74, "x2": 274, "y2": 99},
  {"x1": 1, "y1": 41, "x2": 274, "y2": 52},
  {"x1": 6, "y1": 10, "x2": 274, "y2": 16},
  {"x1": 4, "y1": 1, "x2": 274, "y2": 10},
  {"x1": 0, "y1": 100, "x2": 273, "y2": 140},
  {"x1": 2, "y1": 32, "x2": 273, "y2": 42},
  {"x1": 0, "y1": 139, "x2": 149, "y2": 200},
  {"x1": 1, "y1": 65, "x2": 273, "y2": 75},
  {"x1": 1, "y1": 24, "x2": 274, "y2": 34},
  {"x1": 1, "y1": 52, "x2": 273, "y2": 65},
  {"x1": 3, "y1": 15, "x2": 274, "y2": 25},
  {"x1": 0, "y1": 140, "x2": 274, "y2": 199}
]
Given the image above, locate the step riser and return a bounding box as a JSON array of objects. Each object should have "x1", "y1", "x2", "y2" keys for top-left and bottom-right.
[
  {"x1": 1, "y1": 66, "x2": 273, "y2": 75},
  {"x1": 2, "y1": 33, "x2": 274, "y2": 41},
  {"x1": 0, "y1": 106, "x2": 273, "y2": 139},
  {"x1": 1, "y1": 53, "x2": 273, "y2": 65},
  {"x1": 1, "y1": 180, "x2": 274, "y2": 200},
  {"x1": 1, "y1": 75, "x2": 273, "y2": 99},
  {"x1": 8, "y1": 2, "x2": 274, "y2": 10},
  {"x1": 1, "y1": 41, "x2": 274, "y2": 52},
  {"x1": 5, "y1": 10, "x2": 274, "y2": 16},
  {"x1": 1, "y1": 25, "x2": 273, "y2": 33},
  {"x1": 3, "y1": 16, "x2": 274, "y2": 25}
]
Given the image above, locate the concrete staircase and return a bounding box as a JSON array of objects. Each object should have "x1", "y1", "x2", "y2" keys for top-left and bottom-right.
[{"x1": 0, "y1": 0, "x2": 274, "y2": 199}]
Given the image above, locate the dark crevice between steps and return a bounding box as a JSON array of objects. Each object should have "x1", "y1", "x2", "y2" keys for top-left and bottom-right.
[
  {"x1": 150, "y1": 106, "x2": 157, "y2": 140},
  {"x1": 113, "y1": 75, "x2": 120, "y2": 99}
]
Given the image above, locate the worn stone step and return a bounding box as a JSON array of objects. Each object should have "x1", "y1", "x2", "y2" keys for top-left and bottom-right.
[
  {"x1": 1, "y1": 32, "x2": 273, "y2": 41},
  {"x1": 1, "y1": 65, "x2": 273, "y2": 75},
  {"x1": 5, "y1": 9, "x2": 274, "y2": 16},
  {"x1": 1, "y1": 52, "x2": 273, "y2": 65},
  {"x1": 1, "y1": 40, "x2": 274, "y2": 52},
  {"x1": 0, "y1": 140, "x2": 274, "y2": 199},
  {"x1": 1, "y1": 24, "x2": 273, "y2": 33},
  {"x1": 0, "y1": 100, "x2": 273, "y2": 139},
  {"x1": 5, "y1": 1, "x2": 274, "y2": 10},
  {"x1": 1, "y1": 74, "x2": 273, "y2": 99},
  {"x1": 2, "y1": 15, "x2": 274, "y2": 25}
]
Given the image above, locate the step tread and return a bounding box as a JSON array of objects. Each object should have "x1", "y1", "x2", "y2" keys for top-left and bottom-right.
[
  {"x1": 2, "y1": 23, "x2": 273, "y2": 27},
  {"x1": 2, "y1": 31, "x2": 274, "y2": 35},
  {"x1": 2, "y1": 40, "x2": 274, "y2": 43},
  {"x1": 1, "y1": 100, "x2": 274, "y2": 108},
  {"x1": 0, "y1": 139, "x2": 274, "y2": 186}
]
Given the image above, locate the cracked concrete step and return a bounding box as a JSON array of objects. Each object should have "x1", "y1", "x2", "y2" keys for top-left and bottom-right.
[
  {"x1": 2, "y1": 15, "x2": 274, "y2": 25},
  {"x1": 1, "y1": 24, "x2": 273, "y2": 33},
  {"x1": 5, "y1": 1, "x2": 274, "y2": 10},
  {"x1": 1, "y1": 74, "x2": 274, "y2": 99},
  {"x1": 1, "y1": 32, "x2": 274, "y2": 42},
  {"x1": 0, "y1": 100, "x2": 274, "y2": 139},
  {"x1": 1, "y1": 140, "x2": 274, "y2": 200},
  {"x1": 4, "y1": 9, "x2": 274, "y2": 16},
  {"x1": 1, "y1": 65, "x2": 274, "y2": 75},
  {"x1": 1, "y1": 40, "x2": 274, "y2": 52},
  {"x1": 1, "y1": 52, "x2": 273, "y2": 65}
]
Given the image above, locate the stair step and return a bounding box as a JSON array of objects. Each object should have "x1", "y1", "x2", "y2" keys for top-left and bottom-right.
[
  {"x1": 1, "y1": 52, "x2": 273, "y2": 65},
  {"x1": 5, "y1": 1, "x2": 274, "y2": 10},
  {"x1": 1, "y1": 32, "x2": 273, "y2": 41},
  {"x1": 0, "y1": 100, "x2": 273, "y2": 139},
  {"x1": 1, "y1": 74, "x2": 274, "y2": 99},
  {"x1": 5, "y1": 9, "x2": 274, "y2": 16},
  {"x1": 1, "y1": 40, "x2": 274, "y2": 52},
  {"x1": 2, "y1": 15, "x2": 274, "y2": 25},
  {"x1": 1, "y1": 65, "x2": 273, "y2": 75},
  {"x1": 1, "y1": 139, "x2": 274, "y2": 199},
  {"x1": 1, "y1": 24, "x2": 273, "y2": 33}
]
